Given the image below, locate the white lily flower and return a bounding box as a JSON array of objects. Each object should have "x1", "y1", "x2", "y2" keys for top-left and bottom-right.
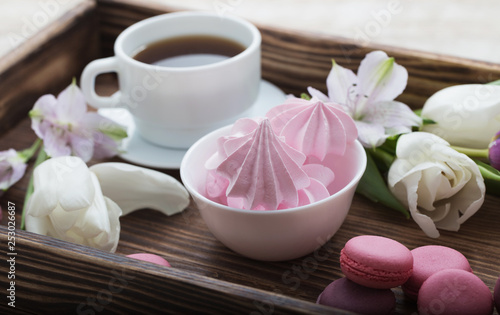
[
  {"x1": 422, "y1": 84, "x2": 500, "y2": 149},
  {"x1": 388, "y1": 132, "x2": 485, "y2": 238},
  {"x1": 308, "y1": 51, "x2": 422, "y2": 148},
  {"x1": 25, "y1": 156, "x2": 189, "y2": 252}
]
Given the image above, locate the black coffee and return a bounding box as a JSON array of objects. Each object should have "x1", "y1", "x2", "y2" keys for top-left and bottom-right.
[{"x1": 133, "y1": 35, "x2": 246, "y2": 67}]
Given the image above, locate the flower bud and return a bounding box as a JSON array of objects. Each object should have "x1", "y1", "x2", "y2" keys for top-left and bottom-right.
[{"x1": 489, "y1": 131, "x2": 500, "y2": 170}]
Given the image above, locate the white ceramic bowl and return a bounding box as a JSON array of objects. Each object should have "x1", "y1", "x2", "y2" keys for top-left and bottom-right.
[{"x1": 180, "y1": 125, "x2": 367, "y2": 261}]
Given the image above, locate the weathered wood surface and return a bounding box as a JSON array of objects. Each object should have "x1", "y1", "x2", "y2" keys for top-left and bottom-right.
[
  {"x1": 1, "y1": 0, "x2": 500, "y2": 314},
  {"x1": 0, "y1": 0, "x2": 99, "y2": 135}
]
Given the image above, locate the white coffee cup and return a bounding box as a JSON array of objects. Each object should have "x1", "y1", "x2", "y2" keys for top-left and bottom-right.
[{"x1": 80, "y1": 11, "x2": 261, "y2": 149}]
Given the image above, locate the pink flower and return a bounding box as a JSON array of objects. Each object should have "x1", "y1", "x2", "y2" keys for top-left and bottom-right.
[
  {"x1": 30, "y1": 81, "x2": 127, "y2": 162},
  {"x1": 308, "y1": 51, "x2": 422, "y2": 148},
  {"x1": 0, "y1": 149, "x2": 27, "y2": 190}
]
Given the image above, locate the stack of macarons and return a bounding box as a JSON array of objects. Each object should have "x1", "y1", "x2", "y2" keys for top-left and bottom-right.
[
  {"x1": 318, "y1": 235, "x2": 411, "y2": 314},
  {"x1": 317, "y1": 235, "x2": 497, "y2": 315}
]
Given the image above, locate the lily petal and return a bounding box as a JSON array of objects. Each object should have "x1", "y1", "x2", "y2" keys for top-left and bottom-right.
[
  {"x1": 325, "y1": 60, "x2": 358, "y2": 105},
  {"x1": 43, "y1": 129, "x2": 72, "y2": 158},
  {"x1": 355, "y1": 120, "x2": 387, "y2": 148},
  {"x1": 357, "y1": 51, "x2": 408, "y2": 109},
  {"x1": 56, "y1": 82, "x2": 87, "y2": 122},
  {"x1": 69, "y1": 133, "x2": 94, "y2": 162},
  {"x1": 365, "y1": 101, "x2": 422, "y2": 137},
  {"x1": 90, "y1": 162, "x2": 189, "y2": 216},
  {"x1": 30, "y1": 94, "x2": 56, "y2": 139},
  {"x1": 306, "y1": 87, "x2": 330, "y2": 102}
]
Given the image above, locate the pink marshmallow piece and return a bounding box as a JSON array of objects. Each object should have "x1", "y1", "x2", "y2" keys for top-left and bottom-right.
[{"x1": 127, "y1": 253, "x2": 171, "y2": 267}]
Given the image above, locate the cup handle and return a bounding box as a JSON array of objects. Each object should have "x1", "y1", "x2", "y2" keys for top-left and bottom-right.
[{"x1": 80, "y1": 57, "x2": 121, "y2": 109}]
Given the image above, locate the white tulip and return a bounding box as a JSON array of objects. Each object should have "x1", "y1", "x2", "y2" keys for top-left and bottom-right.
[
  {"x1": 388, "y1": 132, "x2": 485, "y2": 238},
  {"x1": 422, "y1": 84, "x2": 500, "y2": 149},
  {"x1": 25, "y1": 156, "x2": 189, "y2": 252}
]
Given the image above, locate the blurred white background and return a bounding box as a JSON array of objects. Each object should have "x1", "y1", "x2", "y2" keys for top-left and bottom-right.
[{"x1": 1, "y1": 0, "x2": 499, "y2": 63}]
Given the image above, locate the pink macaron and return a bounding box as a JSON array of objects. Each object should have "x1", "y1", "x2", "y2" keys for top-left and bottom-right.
[
  {"x1": 402, "y1": 245, "x2": 472, "y2": 300},
  {"x1": 340, "y1": 235, "x2": 413, "y2": 289},
  {"x1": 418, "y1": 269, "x2": 493, "y2": 315},
  {"x1": 495, "y1": 276, "x2": 500, "y2": 312},
  {"x1": 126, "y1": 253, "x2": 171, "y2": 267}
]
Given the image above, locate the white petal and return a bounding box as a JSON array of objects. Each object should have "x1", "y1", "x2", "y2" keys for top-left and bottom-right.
[
  {"x1": 48, "y1": 205, "x2": 81, "y2": 232},
  {"x1": 88, "y1": 197, "x2": 121, "y2": 253},
  {"x1": 365, "y1": 101, "x2": 422, "y2": 134},
  {"x1": 325, "y1": 60, "x2": 357, "y2": 105},
  {"x1": 388, "y1": 131, "x2": 486, "y2": 238},
  {"x1": 355, "y1": 120, "x2": 387, "y2": 148},
  {"x1": 56, "y1": 82, "x2": 87, "y2": 122},
  {"x1": 25, "y1": 210, "x2": 53, "y2": 235},
  {"x1": 389, "y1": 169, "x2": 441, "y2": 238},
  {"x1": 432, "y1": 203, "x2": 460, "y2": 231},
  {"x1": 40, "y1": 156, "x2": 95, "y2": 212},
  {"x1": 357, "y1": 51, "x2": 408, "y2": 104},
  {"x1": 26, "y1": 186, "x2": 59, "y2": 217},
  {"x1": 90, "y1": 163, "x2": 189, "y2": 216},
  {"x1": 307, "y1": 87, "x2": 330, "y2": 102},
  {"x1": 421, "y1": 84, "x2": 500, "y2": 148},
  {"x1": 72, "y1": 173, "x2": 120, "y2": 238},
  {"x1": 395, "y1": 132, "x2": 449, "y2": 159}
]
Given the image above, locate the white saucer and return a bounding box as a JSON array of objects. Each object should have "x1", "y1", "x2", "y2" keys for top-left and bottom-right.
[{"x1": 98, "y1": 80, "x2": 286, "y2": 169}]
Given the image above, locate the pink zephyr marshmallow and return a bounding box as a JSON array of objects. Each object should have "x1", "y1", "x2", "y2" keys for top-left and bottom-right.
[
  {"x1": 127, "y1": 253, "x2": 171, "y2": 267},
  {"x1": 266, "y1": 97, "x2": 358, "y2": 161},
  {"x1": 205, "y1": 118, "x2": 335, "y2": 210},
  {"x1": 204, "y1": 97, "x2": 359, "y2": 212}
]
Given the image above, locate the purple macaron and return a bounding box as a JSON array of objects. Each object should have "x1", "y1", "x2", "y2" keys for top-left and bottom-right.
[
  {"x1": 418, "y1": 269, "x2": 493, "y2": 315},
  {"x1": 317, "y1": 277, "x2": 396, "y2": 315},
  {"x1": 402, "y1": 245, "x2": 472, "y2": 300}
]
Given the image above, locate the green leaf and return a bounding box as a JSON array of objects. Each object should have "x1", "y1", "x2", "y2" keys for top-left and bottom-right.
[
  {"x1": 487, "y1": 79, "x2": 500, "y2": 86},
  {"x1": 422, "y1": 118, "x2": 436, "y2": 125},
  {"x1": 356, "y1": 149, "x2": 410, "y2": 218},
  {"x1": 300, "y1": 93, "x2": 311, "y2": 100},
  {"x1": 367, "y1": 147, "x2": 394, "y2": 175},
  {"x1": 475, "y1": 160, "x2": 500, "y2": 197},
  {"x1": 99, "y1": 125, "x2": 128, "y2": 141},
  {"x1": 18, "y1": 139, "x2": 42, "y2": 163}
]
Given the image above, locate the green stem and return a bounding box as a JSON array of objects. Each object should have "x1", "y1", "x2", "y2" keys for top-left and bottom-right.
[
  {"x1": 368, "y1": 147, "x2": 395, "y2": 170},
  {"x1": 451, "y1": 145, "x2": 489, "y2": 159},
  {"x1": 487, "y1": 79, "x2": 500, "y2": 86},
  {"x1": 21, "y1": 147, "x2": 48, "y2": 230},
  {"x1": 475, "y1": 160, "x2": 500, "y2": 197},
  {"x1": 18, "y1": 139, "x2": 42, "y2": 162}
]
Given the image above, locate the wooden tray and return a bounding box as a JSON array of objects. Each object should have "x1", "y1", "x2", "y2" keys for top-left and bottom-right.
[{"x1": 1, "y1": 1, "x2": 500, "y2": 314}]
